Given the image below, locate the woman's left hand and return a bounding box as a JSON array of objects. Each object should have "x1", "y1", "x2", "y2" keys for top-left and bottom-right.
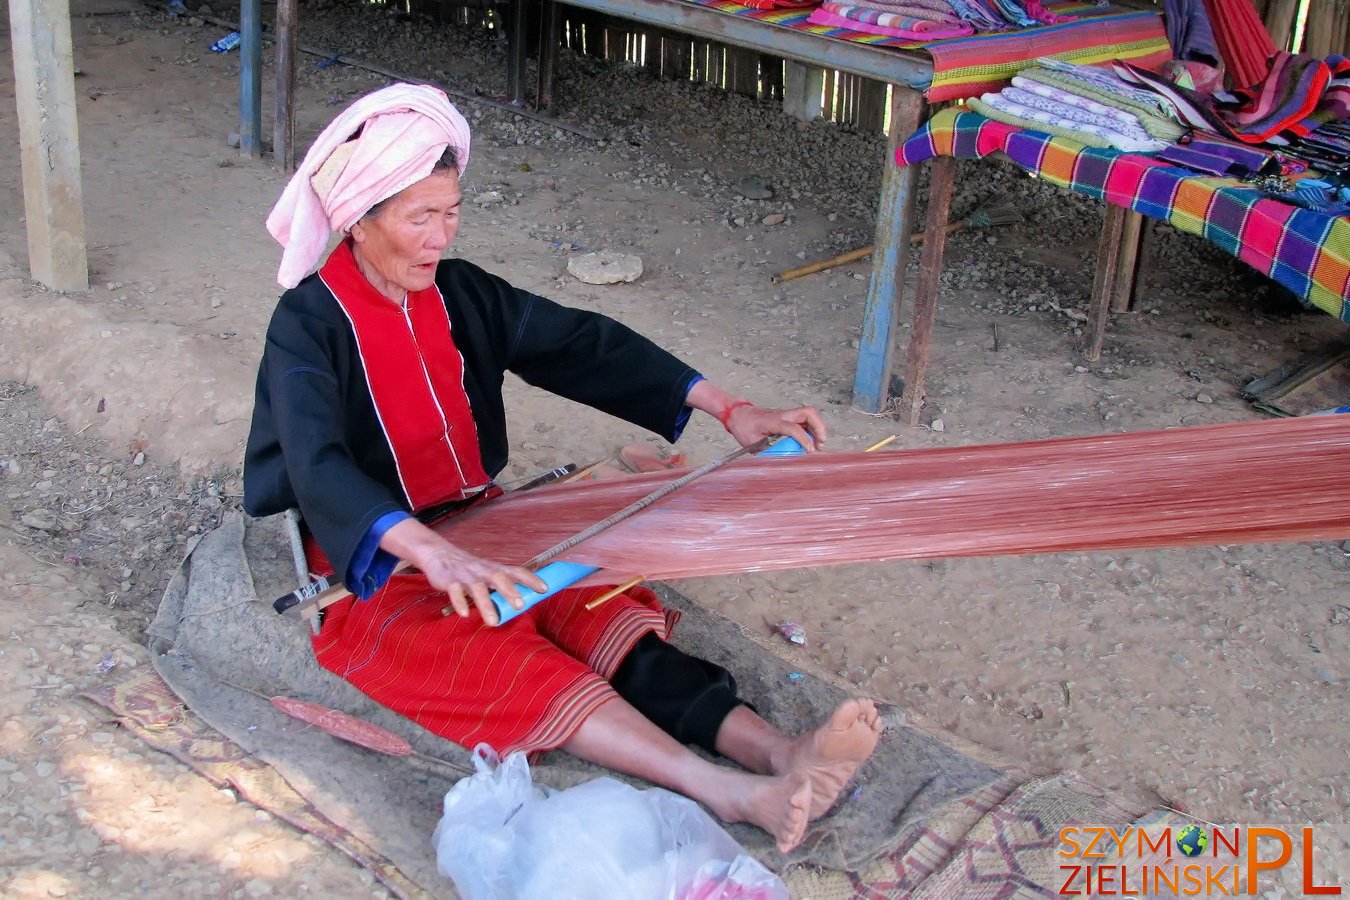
[{"x1": 724, "y1": 402, "x2": 827, "y2": 452}]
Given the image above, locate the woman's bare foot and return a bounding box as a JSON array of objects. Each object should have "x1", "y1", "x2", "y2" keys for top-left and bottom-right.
[
  {"x1": 775, "y1": 698, "x2": 882, "y2": 819},
  {"x1": 705, "y1": 770, "x2": 813, "y2": 854}
]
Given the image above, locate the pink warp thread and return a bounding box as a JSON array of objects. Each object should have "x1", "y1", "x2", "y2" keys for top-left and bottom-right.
[{"x1": 434, "y1": 416, "x2": 1350, "y2": 584}]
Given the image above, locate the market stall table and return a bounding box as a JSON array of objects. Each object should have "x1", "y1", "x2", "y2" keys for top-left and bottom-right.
[{"x1": 890, "y1": 108, "x2": 1350, "y2": 424}]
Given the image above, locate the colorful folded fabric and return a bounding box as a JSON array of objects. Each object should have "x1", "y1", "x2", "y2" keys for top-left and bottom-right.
[
  {"x1": 945, "y1": 0, "x2": 1012, "y2": 30},
  {"x1": 1225, "y1": 53, "x2": 1350, "y2": 146},
  {"x1": 807, "y1": 5, "x2": 972, "y2": 38},
  {"x1": 1035, "y1": 57, "x2": 1173, "y2": 114},
  {"x1": 1011, "y1": 75, "x2": 1147, "y2": 129},
  {"x1": 1019, "y1": 0, "x2": 1075, "y2": 26},
  {"x1": 1156, "y1": 131, "x2": 1274, "y2": 176},
  {"x1": 967, "y1": 96, "x2": 1116, "y2": 146},
  {"x1": 1112, "y1": 60, "x2": 1237, "y2": 137},
  {"x1": 921, "y1": 10, "x2": 1171, "y2": 102},
  {"x1": 978, "y1": 89, "x2": 1169, "y2": 150},
  {"x1": 1016, "y1": 67, "x2": 1189, "y2": 141},
  {"x1": 819, "y1": 1, "x2": 974, "y2": 33},
  {"x1": 1163, "y1": 0, "x2": 1219, "y2": 66},
  {"x1": 1201, "y1": 0, "x2": 1276, "y2": 90},
  {"x1": 734, "y1": 0, "x2": 820, "y2": 8},
  {"x1": 836, "y1": 0, "x2": 963, "y2": 22},
  {"x1": 896, "y1": 108, "x2": 1350, "y2": 320}
]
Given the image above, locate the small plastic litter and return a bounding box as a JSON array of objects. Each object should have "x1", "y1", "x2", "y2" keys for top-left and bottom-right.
[
  {"x1": 774, "y1": 621, "x2": 807, "y2": 645},
  {"x1": 787, "y1": 672, "x2": 805, "y2": 681},
  {"x1": 97, "y1": 654, "x2": 118, "y2": 673},
  {"x1": 209, "y1": 31, "x2": 241, "y2": 53}
]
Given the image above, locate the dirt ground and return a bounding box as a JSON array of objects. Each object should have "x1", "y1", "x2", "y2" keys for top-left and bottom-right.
[{"x1": 1, "y1": 0, "x2": 1347, "y2": 895}]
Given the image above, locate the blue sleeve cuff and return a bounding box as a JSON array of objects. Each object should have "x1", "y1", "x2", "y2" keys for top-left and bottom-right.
[
  {"x1": 347, "y1": 510, "x2": 411, "y2": 600},
  {"x1": 673, "y1": 374, "x2": 704, "y2": 441}
]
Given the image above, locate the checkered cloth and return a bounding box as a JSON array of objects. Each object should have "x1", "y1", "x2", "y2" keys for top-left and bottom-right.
[{"x1": 897, "y1": 109, "x2": 1350, "y2": 320}]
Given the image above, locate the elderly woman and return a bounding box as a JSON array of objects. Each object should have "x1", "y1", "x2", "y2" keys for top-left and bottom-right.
[{"x1": 244, "y1": 84, "x2": 879, "y2": 854}]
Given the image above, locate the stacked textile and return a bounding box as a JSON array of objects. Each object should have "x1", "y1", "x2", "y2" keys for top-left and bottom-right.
[
  {"x1": 1111, "y1": 55, "x2": 1350, "y2": 167},
  {"x1": 808, "y1": 1, "x2": 974, "y2": 39},
  {"x1": 807, "y1": 0, "x2": 973, "y2": 39},
  {"x1": 734, "y1": 0, "x2": 817, "y2": 10},
  {"x1": 805, "y1": 0, "x2": 1074, "y2": 40},
  {"x1": 969, "y1": 58, "x2": 1179, "y2": 152}
]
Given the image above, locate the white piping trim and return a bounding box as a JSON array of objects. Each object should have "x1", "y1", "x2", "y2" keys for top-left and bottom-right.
[{"x1": 321, "y1": 271, "x2": 418, "y2": 509}]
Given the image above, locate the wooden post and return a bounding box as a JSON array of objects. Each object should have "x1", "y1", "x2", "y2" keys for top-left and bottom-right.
[
  {"x1": 274, "y1": 0, "x2": 298, "y2": 172},
  {"x1": 1334, "y1": 0, "x2": 1345, "y2": 56},
  {"x1": 1128, "y1": 218, "x2": 1158, "y2": 309},
  {"x1": 537, "y1": 0, "x2": 559, "y2": 110},
  {"x1": 1304, "y1": 0, "x2": 1336, "y2": 57},
  {"x1": 505, "y1": 0, "x2": 529, "y2": 105},
  {"x1": 1085, "y1": 203, "x2": 1129, "y2": 362},
  {"x1": 898, "y1": 155, "x2": 956, "y2": 426},
  {"x1": 782, "y1": 61, "x2": 825, "y2": 121},
  {"x1": 9, "y1": 0, "x2": 88, "y2": 291},
  {"x1": 850, "y1": 89, "x2": 925, "y2": 414},
  {"x1": 1110, "y1": 209, "x2": 1145, "y2": 313},
  {"x1": 240, "y1": 0, "x2": 262, "y2": 158},
  {"x1": 729, "y1": 47, "x2": 759, "y2": 97},
  {"x1": 760, "y1": 54, "x2": 783, "y2": 101},
  {"x1": 855, "y1": 78, "x2": 887, "y2": 133},
  {"x1": 662, "y1": 34, "x2": 691, "y2": 80},
  {"x1": 1262, "y1": 0, "x2": 1299, "y2": 52}
]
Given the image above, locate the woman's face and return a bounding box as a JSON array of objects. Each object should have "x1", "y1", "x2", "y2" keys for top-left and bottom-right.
[{"x1": 350, "y1": 168, "x2": 462, "y2": 298}]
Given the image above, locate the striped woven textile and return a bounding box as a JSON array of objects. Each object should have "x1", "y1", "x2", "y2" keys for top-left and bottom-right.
[
  {"x1": 677, "y1": 0, "x2": 1169, "y2": 101},
  {"x1": 896, "y1": 109, "x2": 1350, "y2": 320},
  {"x1": 921, "y1": 8, "x2": 1170, "y2": 100}
]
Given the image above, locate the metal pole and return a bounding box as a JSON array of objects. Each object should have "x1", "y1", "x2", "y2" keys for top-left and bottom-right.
[{"x1": 240, "y1": 0, "x2": 262, "y2": 158}]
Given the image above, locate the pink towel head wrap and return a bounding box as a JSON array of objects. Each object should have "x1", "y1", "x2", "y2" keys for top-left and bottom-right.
[{"x1": 266, "y1": 83, "x2": 472, "y2": 288}]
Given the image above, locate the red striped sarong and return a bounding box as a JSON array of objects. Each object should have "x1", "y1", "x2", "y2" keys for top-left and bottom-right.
[{"x1": 313, "y1": 577, "x2": 674, "y2": 755}]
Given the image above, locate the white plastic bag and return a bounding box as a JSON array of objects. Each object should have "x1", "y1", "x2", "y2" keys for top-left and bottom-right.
[{"x1": 433, "y1": 745, "x2": 787, "y2": 900}]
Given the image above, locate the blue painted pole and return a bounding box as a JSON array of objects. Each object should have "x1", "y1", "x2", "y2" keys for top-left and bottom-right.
[
  {"x1": 239, "y1": 0, "x2": 262, "y2": 158},
  {"x1": 852, "y1": 89, "x2": 927, "y2": 414}
]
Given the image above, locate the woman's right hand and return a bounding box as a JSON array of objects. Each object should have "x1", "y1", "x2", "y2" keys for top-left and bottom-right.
[{"x1": 381, "y1": 518, "x2": 546, "y2": 624}]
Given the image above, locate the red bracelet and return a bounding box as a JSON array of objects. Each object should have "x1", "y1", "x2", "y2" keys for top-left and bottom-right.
[{"x1": 717, "y1": 400, "x2": 754, "y2": 428}]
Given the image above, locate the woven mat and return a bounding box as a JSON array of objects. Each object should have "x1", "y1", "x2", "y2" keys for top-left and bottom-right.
[
  {"x1": 112, "y1": 512, "x2": 1176, "y2": 897},
  {"x1": 81, "y1": 668, "x2": 424, "y2": 899}
]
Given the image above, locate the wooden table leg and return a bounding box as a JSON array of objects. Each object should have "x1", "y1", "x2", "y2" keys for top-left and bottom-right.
[
  {"x1": 898, "y1": 154, "x2": 957, "y2": 427},
  {"x1": 506, "y1": 0, "x2": 530, "y2": 105},
  {"x1": 1129, "y1": 218, "x2": 1157, "y2": 308},
  {"x1": 273, "y1": 0, "x2": 298, "y2": 173},
  {"x1": 536, "y1": 0, "x2": 559, "y2": 111},
  {"x1": 850, "y1": 88, "x2": 926, "y2": 415},
  {"x1": 1110, "y1": 208, "x2": 1144, "y2": 313},
  {"x1": 1085, "y1": 203, "x2": 1128, "y2": 362}
]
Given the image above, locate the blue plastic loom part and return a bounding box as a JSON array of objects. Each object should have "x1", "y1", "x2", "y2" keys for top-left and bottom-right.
[
  {"x1": 489, "y1": 560, "x2": 600, "y2": 625},
  {"x1": 758, "y1": 436, "x2": 809, "y2": 457}
]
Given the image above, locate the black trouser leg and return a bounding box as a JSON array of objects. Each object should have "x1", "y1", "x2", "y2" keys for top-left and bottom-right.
[{"x1": 609, "y1": 633, "x2": 743, "y2": 755}]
